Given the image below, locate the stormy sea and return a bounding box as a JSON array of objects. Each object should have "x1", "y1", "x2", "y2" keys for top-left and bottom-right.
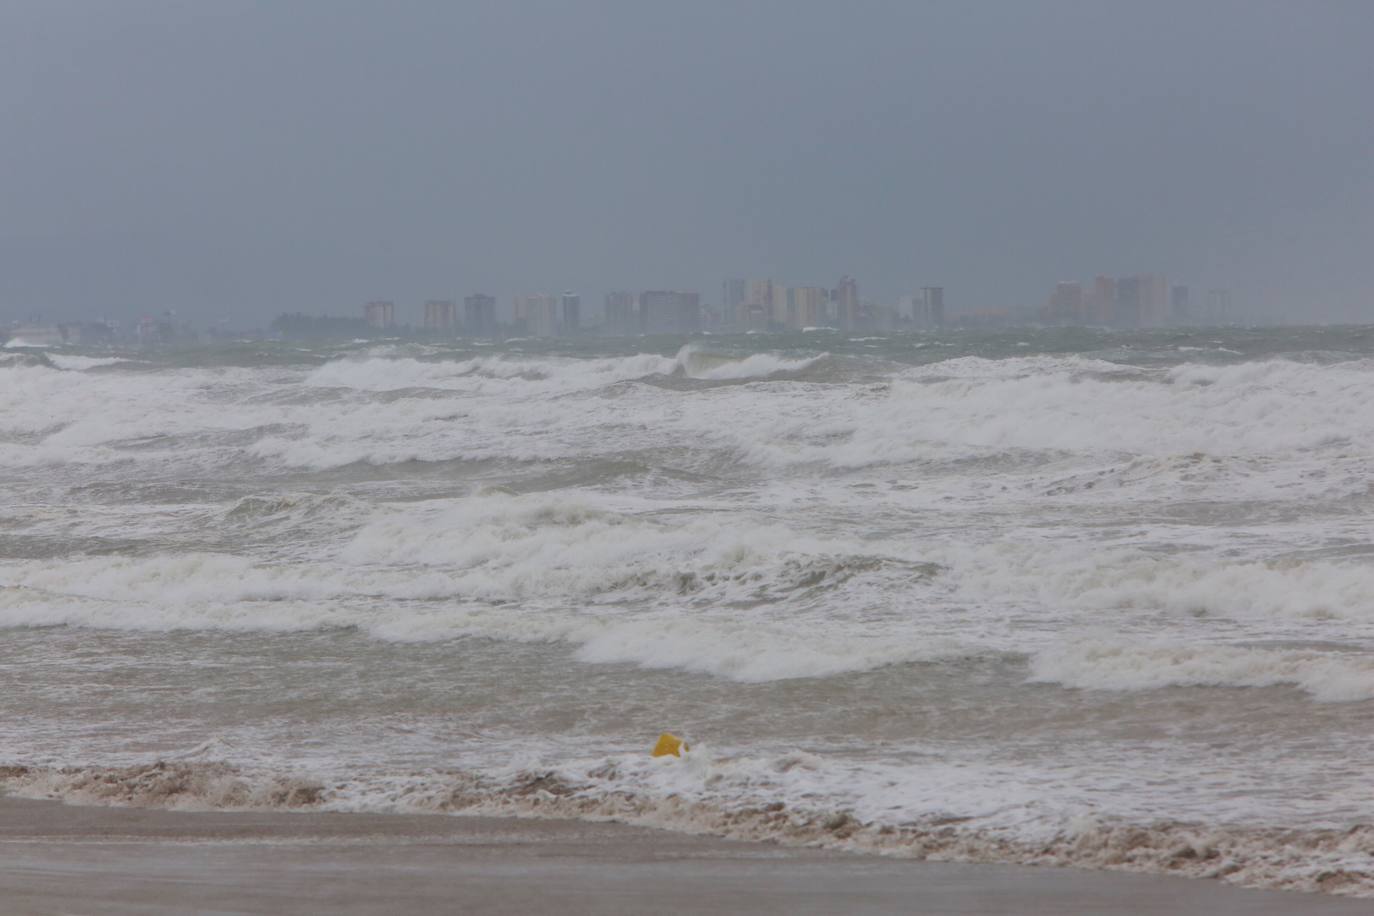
[{"x1": 3, "y1": 326, "x2": 1373, "y2": 896}]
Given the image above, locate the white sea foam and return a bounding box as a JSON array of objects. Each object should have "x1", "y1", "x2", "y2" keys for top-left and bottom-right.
[
  {"x1": 1030, "y1": 640, "x2": 1374, "y2": 701},
  {"x1": 680, "y1": 349, "x2": 825, "y2": 380},
  {"x1": 5, "y1": 483, "x2": 1374, "y2": 688},
  {"x1": 7, "y1": 749, "x2": 1374, "y2": 896},
  {"x1": 0, "y1": 490, "x2": 956, "y2": 680},
  {"x1": 800, "y1": 356, "x2": 1374, "y2": 465},
  {"x1": 942, "y1": 540, "x2": 1374, "y2": 626},
  {"x1": 5, "y1": 352, "x2": 1372, "y2": 477},
  {"x1": 571, "y1": 617, "x2": 958, "y2": 682},
  {"x1": 302, "y1": 345, "x2": 822, "y2": 393},
  {"x1": 45, "y1": 354, "x2": 132, "y2": 370},
  {"x1": 335, "y1": 491, "x2": 854, "y2": 598},
  {"x1": 6, "y1": 340, "x2": 1374, "y2": 895},
  {"x1": 305, "y1": 352, "x2": 675, "y2": 391}
]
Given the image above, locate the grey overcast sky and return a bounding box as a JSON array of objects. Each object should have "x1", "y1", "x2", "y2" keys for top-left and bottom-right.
[{"x1": 2, "y1": 0, "x2": 1372, "y2": 325}]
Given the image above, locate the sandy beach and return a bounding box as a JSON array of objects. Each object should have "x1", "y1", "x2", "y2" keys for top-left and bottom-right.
[
  {"x1": 0, "y1": 797, "x2": 1364, "y2": 915},
  {"x1": 8, "y1": 0, "x2": 1374, "y2": 909}
]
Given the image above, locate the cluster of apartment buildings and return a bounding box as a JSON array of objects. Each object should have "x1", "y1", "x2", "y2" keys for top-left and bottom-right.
[
  {"x1": 363, "y1": 289, "x2": 702, "y2": 338},
  {"x1": 10, "y1": 270, "x2": 1238, "y2": 345},
  {"x1": 1041, "y1": 275, "x2": 1232, "y2": 327},
  {"x1": 364, "y1": 295, "x2": 500, "y2": 337},
  {"x1": 357, "y1": 276, "x2": 945, "y2": 339},
  {"x1": 722, "y1": 277, "x2": 945, "y2": 332},
  {"x1": 3, "y1": 312, "x2": 197, "y2": 346}
]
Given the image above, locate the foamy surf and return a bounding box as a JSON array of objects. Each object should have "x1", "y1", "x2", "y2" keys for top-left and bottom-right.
[
  {"x1": 1029, "y1": 640, "x2": 1374, "y2": 702},
  {"x1": 4, "y1": 328, "x2": 1374, "y2": 899},
  {"x1": 300, "y1": 344, "x2": 824, "y2": 393},
  {"x1": 6, "y1": 753, "x2": 1373, "y2": 897}
]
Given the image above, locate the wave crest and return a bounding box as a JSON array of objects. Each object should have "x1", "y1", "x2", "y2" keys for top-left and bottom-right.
[
  {"x1": 302, "y1": 345, "x2": 825, "y2": 393},
  {"x1": 1030, "y1": 641, "x2": 1374, "y2": 701}
]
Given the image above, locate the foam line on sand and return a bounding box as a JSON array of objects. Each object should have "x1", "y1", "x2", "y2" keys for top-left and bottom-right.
[{"x1": 0, "y1": 797, "x2": 1364, "y2": 915}]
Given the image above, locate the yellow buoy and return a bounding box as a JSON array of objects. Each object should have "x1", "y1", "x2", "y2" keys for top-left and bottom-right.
[{"x1": 652, "y1": 732, "x2": 688, "y2": 757}]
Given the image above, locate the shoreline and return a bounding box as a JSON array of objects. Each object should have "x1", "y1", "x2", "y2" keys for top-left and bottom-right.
[
  {"x1": 8, "y1": 759, "x2": 1372, "y2": 898},
  {"x1": 0, "y1": 796, "x2": 1367, "y2": 915}
]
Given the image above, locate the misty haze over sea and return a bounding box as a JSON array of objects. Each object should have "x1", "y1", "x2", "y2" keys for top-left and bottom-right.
[
  {"x1": 2, "y1": 1, "x2": 1373, "y2": 327},
  {"x1": 3, "y1": 0, "x2": 1374, "y2": 905}
]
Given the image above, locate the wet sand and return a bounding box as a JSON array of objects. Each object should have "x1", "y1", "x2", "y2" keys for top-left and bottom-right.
[{"x1": 0, "y1": 797, "x2": 1364, "y2": 915}]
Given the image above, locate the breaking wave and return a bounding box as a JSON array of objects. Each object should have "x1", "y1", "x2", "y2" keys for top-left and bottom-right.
[
  {"x1": 944, "y1": 541, "x2": 1374, "y2": 625},
  {"x1": 5, "y1": 350, "x2": 1371, "y2": 475},
  {"x1": 0, "y1": 567, "x2": 953, "y2": 685},
  {"x1": 45, "y1": 354, "x2": 133, "y2": 371},
  {"x1": 1030, "y1": 641, "x2": 1374, "y2": 702},
  {"x1": 7, "y1": 335, "x2": 1374, "y2": 898},
  {"x1": 303, "y1": 345, "x2": 825, "y2": 393},
  {"x1": 5, "y1": 489, "x2": 1374, "y2": 687}
]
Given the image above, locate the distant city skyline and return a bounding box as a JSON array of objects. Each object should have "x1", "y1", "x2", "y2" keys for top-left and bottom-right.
[
  {"x1": 0, "y1": 265, "x2": 1226, "y2": 338},
  {"x1": 3, "y1": 262, "x2": 1229, "y2": 331},
  {"x1": 5, "y1": 264, "x2": 1245, "y2": 344}
]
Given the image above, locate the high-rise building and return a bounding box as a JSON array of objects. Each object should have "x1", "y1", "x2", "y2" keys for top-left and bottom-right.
[
  {"x1": 423, "y1": 300, "x2": 457, "y2": 332},
  {"x1": 639, "y1": 290, "x2": 700, "y2": 334},
  {"x1": 364, "y1": 300, "x2": 395, "y2": 329},
  {"x1": 738, "y1": 279, "x2": 773, "y2": 329},
  {"x1": 1115, "y1": 276, "x2": 1142, "y2": 328},
  {"x1": 1091, "y1": 276, "x2": 1116, "y2": 325},
  {"x1": 1139, "y1": 274, "x2": 1169, "y2": 327},
  {"x1": 746, "y1": 279, "x2": 774, "y2": 309},
  {"x1": 560, "y1": 291, "x2": 581, "y2": 335},
  {"x1": 737, "y1": 301, "x2": 770, "y2": 331},
  {"x1": 722, "y1": 279, "x2": 747, "y2": 321},
  {"x1": 732, "y1": 279, "x2": 769, "y2": 328},
  {"x1": 917, "y1": 287, "x2": 945, "y2": 328},
  {"x1": 769, "y1": 284, "x2": 792, "y2": 327},
  {"x1": 604, "y1": 291, "x2": 637, "y2": 336},
  {"x1": 789, "y1": 287, "x2": 828, "y2": 329},
  {"x1": 464, "y1": 294, "x2": 498, "y2": 338},
  {"x1": 515, "y1": 294, "x2": 558, "y2": 337},
  {"x1": 832, "y1": 276, "x2": 858, "y2": 330}
]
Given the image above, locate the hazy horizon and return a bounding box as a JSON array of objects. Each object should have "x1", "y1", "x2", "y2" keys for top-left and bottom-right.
[
  {"x1": 7, "y1": 9, "x2": 1374, "y2": 900},
  {"x1": 3, "y1": 0, "x2": 1373, "y2": 326}
]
